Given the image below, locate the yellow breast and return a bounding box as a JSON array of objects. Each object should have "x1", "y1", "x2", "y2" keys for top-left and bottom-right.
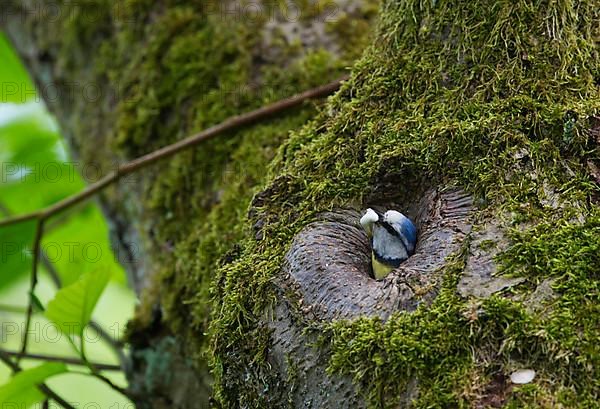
[{"x1": 371, "y1": 253, "x2": 393, "y2": 280}]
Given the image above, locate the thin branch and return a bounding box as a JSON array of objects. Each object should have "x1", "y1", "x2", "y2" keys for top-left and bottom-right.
[
  {"x1": 0, "y1": 349, "x2": 76, "y2": 409},
  {"x1": 0, "y1": 304, "x2": 126, "y2": 360},
  {"x1": 0, "y1": 76, "x2": 347, "y2": 228},
  {"x1": 2, "y1": 349, "x2": 121, "y2": 371},
  {"x1": 0, "y1": 197, "x2": 87, "y2": 235},
  {"x1": 39, "y1": 247, "x2": 128, "y2": 367},
  {"x1": 39, "y1": 248, "x2": 62, "y2": 288},
  {"x1": 88, "y1": 321, "x2": 128, "y2": 366},
  {"x1": 18, "y1": 218, "x2": 44, "y2": 364},
  {"x1": 77, "y1": 336, "x2": 130, "y2": 397},
  {"x1": 86, "y1": 365, "x2": 130, "y2": 396},
  {"x1": 0, "y1": 201, "x2": 128, "y2": 369}
]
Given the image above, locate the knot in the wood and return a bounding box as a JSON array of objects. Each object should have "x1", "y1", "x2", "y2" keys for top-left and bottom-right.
[{"x1": 282, "y1": 188, "x2": 473, "y2": 321}]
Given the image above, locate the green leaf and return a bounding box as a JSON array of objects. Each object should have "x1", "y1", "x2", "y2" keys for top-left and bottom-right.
[
  {"x1": 45, "y1": 268, "x2": 111, "y2": 337},
  {"x1": 0, "y1": 101, "x2": 80, "y2": 214},
  {"x1": 42, "y1": 207, "x2": 128, "y2": 286},
  {"x1": 0, "y1": 220, "x2": 37, "y2": 291},
  {"x1": 0, "y1": 362, "x2": 68, "y2": 407},
  {"x1": 30, "y1": 291, "x2": 45, "y2": 313},
  {"x1": 0, "y1": 34, "x2": 34, "y2": 103}
]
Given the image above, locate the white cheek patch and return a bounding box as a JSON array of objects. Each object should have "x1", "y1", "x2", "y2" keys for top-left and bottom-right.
[
  {"x1": 383, "y1": 210, "x2": 404, "y2": 224},
  {"x1": 360, "y1": 208, "x2": 379, "y2": 228},
  {"x1": 384, "y1": 210, "x2": 416, "y2": 254},
  {"x1": 360, "y1": 208, "x2": 379, "y2": 236}
]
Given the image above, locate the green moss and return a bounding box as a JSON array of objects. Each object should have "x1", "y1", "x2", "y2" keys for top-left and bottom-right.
[
  {"x1": 326, "y1": 0, "x2": 380, "y2": 61},
  {"x1": 325, "y1": 255, "x2": 473, "y2": 408},
  {"x1": 478, "y1": 239, "x2": 497, "y2": 251},
  {"x1": 31, "y1": 0, "x2": 599, "y2": 406},
  {"x1": 208, "y1": 0, "x2": 599, "y2": 407},
  {"x1": 83, "y1": 0, "x2": 378, "y2": 405}
]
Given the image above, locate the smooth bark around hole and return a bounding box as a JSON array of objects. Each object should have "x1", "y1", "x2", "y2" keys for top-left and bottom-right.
[
  {"x1": 281, "y1": 187, "x2": 474, "y2": 322},
  {"x1": 267, "y1": 188, "x2": 478, "y2": 407}
]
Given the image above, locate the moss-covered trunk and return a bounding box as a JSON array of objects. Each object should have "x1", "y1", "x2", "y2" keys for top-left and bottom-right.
[{"x1": 2, "y1": 0, "x2": 599, "y2": 407}]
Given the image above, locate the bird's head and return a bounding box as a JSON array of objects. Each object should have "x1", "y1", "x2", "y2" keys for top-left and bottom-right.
[
  {"x1": 361, "y1": 208, "x2": 417, "y2": 254},
  {"x1": 360, "y1": 208, "x2": 418, "y2": 279},
  {"x1": 359, "y1": 208, "x2": 379, "y2": 237},
  {"x1": 382, "y1": 210, "x2": 417, "y2": 254}
]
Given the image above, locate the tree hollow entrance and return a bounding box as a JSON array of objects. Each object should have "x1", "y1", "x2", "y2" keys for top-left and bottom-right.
[{"x1": 282, "y1": 187, "x2": 474, "y2": 321}]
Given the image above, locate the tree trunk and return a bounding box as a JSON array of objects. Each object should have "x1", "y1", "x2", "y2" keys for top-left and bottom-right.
[{"x1": 2, "y1": 0, "x2": 599, "y2": 407}]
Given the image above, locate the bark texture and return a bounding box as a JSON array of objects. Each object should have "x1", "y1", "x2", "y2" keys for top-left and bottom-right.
[
  {"x1": 269, "y1": 188, "x2": 474, "y2": 407},
  {"x1": 281, "y1": 188, "x2": 473, "y2": 323},
  {"x1": 2, "y1": 0, "x2": 599, "y2": 407}
]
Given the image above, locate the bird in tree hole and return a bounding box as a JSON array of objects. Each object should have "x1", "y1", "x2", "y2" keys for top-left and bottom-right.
[{"x1": 360, "y1": 208, "x2": 417, "y2": 280}]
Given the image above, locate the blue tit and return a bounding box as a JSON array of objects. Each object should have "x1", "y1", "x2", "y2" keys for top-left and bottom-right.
[{"x1": 360, "y1": 208, "x2": 417, "y2": 280}]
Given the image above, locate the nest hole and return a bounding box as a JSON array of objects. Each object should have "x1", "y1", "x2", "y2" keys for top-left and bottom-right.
[{"x1": 282, "y1": 187, "x2": 473, "y2": 321}]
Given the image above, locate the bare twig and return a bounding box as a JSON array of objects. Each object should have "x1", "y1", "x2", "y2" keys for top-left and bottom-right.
[
  {"x1": 18, "y1": 218, "x2": 44, "y2": 364},
  {"x1": 0, "y1": 77, "x2": 346, "y2": 401},
  {"x1": 0, "y1": 349, "x2": 76, "y2": 409},
  {"x1": 39, "y1": 250, "x2": 62, "y2": 288},
  {"x1": 87, "y1": 366, "x2": 129, "y2": 396},
  {"x1": 0, "y1": 77, "x2": 347, "y2": 228},
  {"x1": 39, "y1": 249, "x2": 128, "y2": 368},
  {"x1": 0, "y1": 201, "x2": 128, "y2": 369},
  {"x1": 2, "y1": 349, "x2": 121, "y2": 371},
  {"x1": 78, "y1": 337, "x2": 129, "y2": 397}
]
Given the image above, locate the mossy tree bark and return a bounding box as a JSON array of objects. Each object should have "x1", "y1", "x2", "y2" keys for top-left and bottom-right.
[{"x1": 2, "y1": 0, "x2": 599, "y2": 407}]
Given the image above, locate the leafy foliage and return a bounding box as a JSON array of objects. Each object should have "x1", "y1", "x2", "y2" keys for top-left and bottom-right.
[
  {"x1": 45, "y1": 268, "x2": 111, "y2": 337},
  {"x1": 0, "y1": 34, "x2": 131, "y2": 405},
  {"x1": 0, "y1": 220, "x2": 37, "y2": 290},
  {"x1": 0, "y1": 34, "x2": 126, "y2": 288},
  {"x1": 0, "y1": 362, "x2": 67, "y2": 407},
  {"x1": 0, "y1": 34, "x2": 32, "y2": 104}
]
